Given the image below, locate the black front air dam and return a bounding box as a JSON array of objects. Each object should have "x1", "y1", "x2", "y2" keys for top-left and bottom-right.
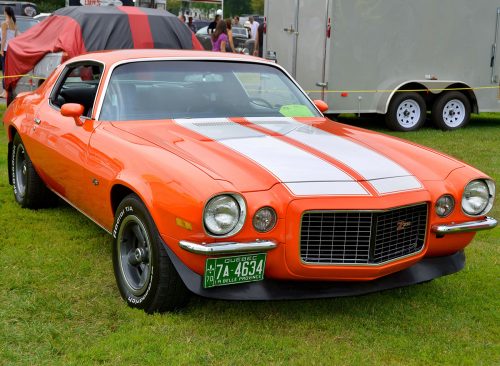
[{"x1": 164, "y1": 243, "x2": 465, "y2": 301}]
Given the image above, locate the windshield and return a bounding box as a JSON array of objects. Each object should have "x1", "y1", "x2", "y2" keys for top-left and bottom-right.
[{"x1": 99, "y1": 60, "x2": 320, "y2": 121}]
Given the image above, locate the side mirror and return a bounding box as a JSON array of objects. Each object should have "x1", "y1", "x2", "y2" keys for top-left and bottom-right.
[
  {"x1": 61, "y1": 103, "x2": 85, "y2": 126},
  {"x1": 313, "y1": 100, "x2": 329, "y2": 113}
]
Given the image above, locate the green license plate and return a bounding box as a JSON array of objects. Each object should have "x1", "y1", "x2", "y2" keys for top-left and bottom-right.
[{"x1": 204, "y1": 253, "x2": 267, "y2": 288}]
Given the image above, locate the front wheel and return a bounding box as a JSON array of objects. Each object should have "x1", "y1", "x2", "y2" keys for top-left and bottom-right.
[
  {"x1": 431, "y1": 91, "x2": 471, "y2": 130},
  {"x1": 385, "y1": 92, "x2": 427, "y2": 131},
  {"x1": 112, "y1": 194, "x2": 190, "y2": 313},
  {"x1": 11, "y1": 134, "x2": 52, "y2": 208}
]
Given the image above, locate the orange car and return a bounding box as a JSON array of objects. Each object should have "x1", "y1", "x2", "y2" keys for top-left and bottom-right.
[{"x1": 4, "y1": 50, "x2": 497, "y2": 313}]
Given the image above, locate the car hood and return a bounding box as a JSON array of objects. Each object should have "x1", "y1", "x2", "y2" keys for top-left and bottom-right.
[{"x1": 112, "y1": 117, "x2": 464, "y2": 196}]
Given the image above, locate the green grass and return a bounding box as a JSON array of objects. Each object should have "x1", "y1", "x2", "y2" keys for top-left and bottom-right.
[{"x1": 0, "y1": 110, "x2": 499, "y2": 365}]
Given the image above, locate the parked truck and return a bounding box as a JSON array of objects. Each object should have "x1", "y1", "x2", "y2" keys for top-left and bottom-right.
[{"x1": 263, "y1": 0, "x2": 500, "y2": 130}]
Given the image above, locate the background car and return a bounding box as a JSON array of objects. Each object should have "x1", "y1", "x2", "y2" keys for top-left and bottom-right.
[
  {"x1": 33, "y1": 12, "x2": 51, "y2": 22},
  {"x1": 0, "y1": 14, "x2": 38, "y2": 33},
  {"x1": 3, "y1": 49, "x2": 496, "y2": 314},
  {"x1": 0, "y1": 15, "x2": 38, "y2": 72},
  {"x1": 4, "y1": 6, "x2": 203, "y2": 103},
  {"x1": 0, "y1": 1, "x2": 38, "y2": 16},
  {"x1": 191, "y1": 19, "x2": 210, "y2": 32},
  {"x1": 196, "y1": 25, "x2": 255, "y2": 53}
]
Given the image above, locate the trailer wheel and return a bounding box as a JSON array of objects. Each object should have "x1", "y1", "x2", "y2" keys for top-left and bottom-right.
[
  {"x1": 431, "y1": 92, "x2": 471, "y2": 130},
  {"x1": 385, "y1": 92, "x2": 426, "y2": 131},
  {"x1": 6, "y1": 89, "x2": 15, "y2": 106}
]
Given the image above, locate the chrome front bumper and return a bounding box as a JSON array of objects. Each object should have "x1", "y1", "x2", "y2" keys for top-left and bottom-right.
[
  {"x1": 179, "y1": 240, "x2": 277, "y2": 255},
  {"x1": 431, "y1": 217, "x2": 497, "y2": 234}
]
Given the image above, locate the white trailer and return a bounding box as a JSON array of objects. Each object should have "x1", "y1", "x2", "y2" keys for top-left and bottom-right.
[{"x1": 264, "y1": 0, "x2": 500, "y2": 130}]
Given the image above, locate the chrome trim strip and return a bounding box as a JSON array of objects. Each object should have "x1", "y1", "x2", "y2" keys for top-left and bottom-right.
[
  {"x1": 179, "y1": 240, "x2": 277, "y2": 255},
  {"x1": 431, "y1": 217, "x2": 497, "y2": 234}
]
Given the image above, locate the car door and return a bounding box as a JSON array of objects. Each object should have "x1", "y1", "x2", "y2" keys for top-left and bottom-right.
[{"x1": 30, "y1": 62, "x2": 104, "y2": 209}]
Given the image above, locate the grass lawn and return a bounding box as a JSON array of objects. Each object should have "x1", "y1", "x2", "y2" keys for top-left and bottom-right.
[{"x1": 0, "y1": 109, "x2": 499, "y2": 365}]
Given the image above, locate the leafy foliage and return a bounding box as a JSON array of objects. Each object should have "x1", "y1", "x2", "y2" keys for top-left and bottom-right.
[
  {"x1": 34, "y1": 0, "x2": 65, "y2": 13},
  {"x1": 223, "y1": 0, "x2": 252, "y2": 18}
]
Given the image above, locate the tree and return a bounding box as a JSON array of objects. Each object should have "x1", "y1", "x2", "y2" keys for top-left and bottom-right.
[
  {"x1": 251, "y1": 0, "x2": 264, "y2": 14},
  {"x1": 37, "y1": 0, "x2": 65, "y2": 12},
  {"x1": 223, "y1": 0, "x2": 252, "y2": 18}
]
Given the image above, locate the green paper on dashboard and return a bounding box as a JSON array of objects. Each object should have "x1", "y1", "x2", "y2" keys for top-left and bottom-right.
[{"x1": 279, "y1": 104, "x2": 315, "y2": 117}]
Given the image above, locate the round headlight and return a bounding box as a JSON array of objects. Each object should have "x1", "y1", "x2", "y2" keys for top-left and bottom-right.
[
  {"x1": 253, "y1": 207, "x2": 277, "y2": 233},
  {"x1": 435, "y1": 195, "x2": 455, "y2": 217},
  {"x1": 204, "y1": 194, "x2": 246, "y2": 237},
  {"x1": 462, "y1": 180, "x2": 495, "y2": 216}
]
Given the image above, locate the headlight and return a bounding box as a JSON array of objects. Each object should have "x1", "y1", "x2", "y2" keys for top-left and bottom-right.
[
  {"x1": 462, "y1": 180, "x2": 495, "y2": 216},
  {"x1": 204, "y1": 194, "x2": 246, "y2": 237},
  {"x1": 435, "y1": 195, "x2": 455, "y2": 217},
  {"x1": 253, "y1": 207, "x2": 277, "y2": 232}
]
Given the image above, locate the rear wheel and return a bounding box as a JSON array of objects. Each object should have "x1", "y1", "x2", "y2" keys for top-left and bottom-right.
[
  {"x1": 6, "y1": 88, "x2": 15, "y2": 106},
  {"x1": 11, "y1": 134, "x2": 53, "y2": 208},
  {"x1": 385, "y1": 92, "x2": 426, "y2": 131},
  {"x1": 112, "y1": 194, "x2": 190, "y2": 313},
  {"x1": 431, "y1": 91, "x2": 471, "y2": 130}
]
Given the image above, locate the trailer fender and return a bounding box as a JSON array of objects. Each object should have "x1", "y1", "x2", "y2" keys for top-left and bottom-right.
[{"x1": 377, "y1": 80, "x2": 478, "y2": 115}]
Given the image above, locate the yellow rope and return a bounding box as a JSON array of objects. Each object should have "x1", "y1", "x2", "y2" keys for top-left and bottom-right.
[
  {"x1": 305, "y1": 86, "x2": 500, "y2": 94},
  {"x1": 2, "y1": 73, "x2": 499, "y2": 94}
]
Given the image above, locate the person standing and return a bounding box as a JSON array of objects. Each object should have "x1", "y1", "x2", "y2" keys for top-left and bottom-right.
[
  {"x1": 232, "y1": 16, "x2": 240, "y2": 27},
  {"x1": 187, "y1": 16, "x2": 196, "y2": 33},
  {"x1": 207, "y1": 14, "x2": 220, "y2": 34},
  {"x1": 249, "y1": 16, "x2": 259, "y2": 41},
  {"x1": 225, "y1": 18, "x2": 235, "y2": 52},
  {"x1": 211, "y1": 20, "x2": 228, "y2": 52},
  {"x1": 253, "y1": 21, "x2": 264, "y2": 57},
  {"x1": 0, "y1": 6, "x2": 17, "y2": 98}
]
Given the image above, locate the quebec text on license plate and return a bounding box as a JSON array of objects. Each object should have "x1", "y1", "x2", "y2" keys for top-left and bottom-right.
[{"x1": 203, "y1": 253, "x2": 267, "y2": 288}]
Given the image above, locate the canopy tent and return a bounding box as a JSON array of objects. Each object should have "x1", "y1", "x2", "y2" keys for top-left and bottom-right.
[{"x1": 5, "y1": 6, "x2": 203, "y2": 91}]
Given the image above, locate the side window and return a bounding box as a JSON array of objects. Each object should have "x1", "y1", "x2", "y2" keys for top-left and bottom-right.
[{"x1": 51, "y1": 63, "x2": 103, "y2": 117}]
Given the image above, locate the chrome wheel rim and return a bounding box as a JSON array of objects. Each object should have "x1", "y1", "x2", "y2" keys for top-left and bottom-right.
[
  {"x1": 117, "y1": 215, "x2": 152, "y2": 296},
  {"x1": 15, "y1": 144, "x2": 27, "y2": 199},
  {"x1": 396, "y1": 99, "x2": 421, "y2": 128},
  {"x1": 442, "y1": 99, "x2": 465, "y2": 128}
]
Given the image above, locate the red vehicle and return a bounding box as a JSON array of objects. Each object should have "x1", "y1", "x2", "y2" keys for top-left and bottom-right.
[
  {"x1": 4, "y1": 6, "x2": 202, "y2": 104},
  {"x1": 4, "y1": 50, "x2": 497, "y2": 313}
]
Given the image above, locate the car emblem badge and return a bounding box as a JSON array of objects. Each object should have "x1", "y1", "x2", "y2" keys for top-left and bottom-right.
[{"x1": 396, "y1": 220, "x2": 412, "y2": 231}]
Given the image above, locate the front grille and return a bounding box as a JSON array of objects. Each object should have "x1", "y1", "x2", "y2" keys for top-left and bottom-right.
[{"x1": 300, "y1": 204, "x2": 428, "y2": 265}]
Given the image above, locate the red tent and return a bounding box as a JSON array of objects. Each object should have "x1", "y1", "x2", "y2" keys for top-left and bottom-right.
[{"x1": 5, "y1": 6, "x2": 203, "y2": 91}]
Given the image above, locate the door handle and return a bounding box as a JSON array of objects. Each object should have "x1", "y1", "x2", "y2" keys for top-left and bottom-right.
[{"x1": 34, "y1": 118, "x2": 41, "y2": 124}]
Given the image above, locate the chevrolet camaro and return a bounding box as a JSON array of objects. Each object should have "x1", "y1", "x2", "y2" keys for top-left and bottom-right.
[{"x1": 4, "y1": 50, "x2": 497, "y2": 313}]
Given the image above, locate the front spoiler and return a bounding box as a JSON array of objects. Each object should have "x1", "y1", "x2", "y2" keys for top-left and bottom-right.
[{"x1": 165, "y1": 242, "x2": 465, "y2": 301}]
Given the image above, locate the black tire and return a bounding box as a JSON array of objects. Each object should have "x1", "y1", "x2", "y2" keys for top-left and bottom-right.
[
  {"x1": 112, "y1": 194, "x2": 190, "y2": 313},
  {"x1": 385, "y1": 92, "x2": 427, "y2": 131},
  {"x1": 6, "y1": 88, "x2": 15, "y2": 106},
  {"x1": 431, "y1": 91, "x2": 471, "y2": 131},
  {"x1": 11, "y1": 134, "x2": 52, "y2": 208}
]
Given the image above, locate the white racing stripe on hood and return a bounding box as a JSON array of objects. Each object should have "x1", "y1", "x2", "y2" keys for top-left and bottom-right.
[
  {"x1": 174, "y1": 118, "x2": 369, "y2": 196},
  {"x1": 246, "y1": 117, "x2": 422, "y2": 194}
]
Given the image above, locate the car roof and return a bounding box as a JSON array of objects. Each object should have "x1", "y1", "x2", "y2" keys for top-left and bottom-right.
[
  {"x1": 0, "y1": 14, "x2": 37, "y2": 20},
  {"x1": 68, "y1": 49, "x2": 271, "y2": 66}
]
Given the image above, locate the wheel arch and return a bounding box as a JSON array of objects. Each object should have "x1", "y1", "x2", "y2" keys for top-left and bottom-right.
[
  {"x1": 110, "y1": 183, "x2": 143, "y2": 217},
  {"x1": 437, "y1": 83, "x2": 478, "y2": 114},
  {"x1": 7, "y1": 126, "x2": 19, "y2": 185},
  {"x1": 379, "y1": 80, "x2": 478, "y2": 114}
]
